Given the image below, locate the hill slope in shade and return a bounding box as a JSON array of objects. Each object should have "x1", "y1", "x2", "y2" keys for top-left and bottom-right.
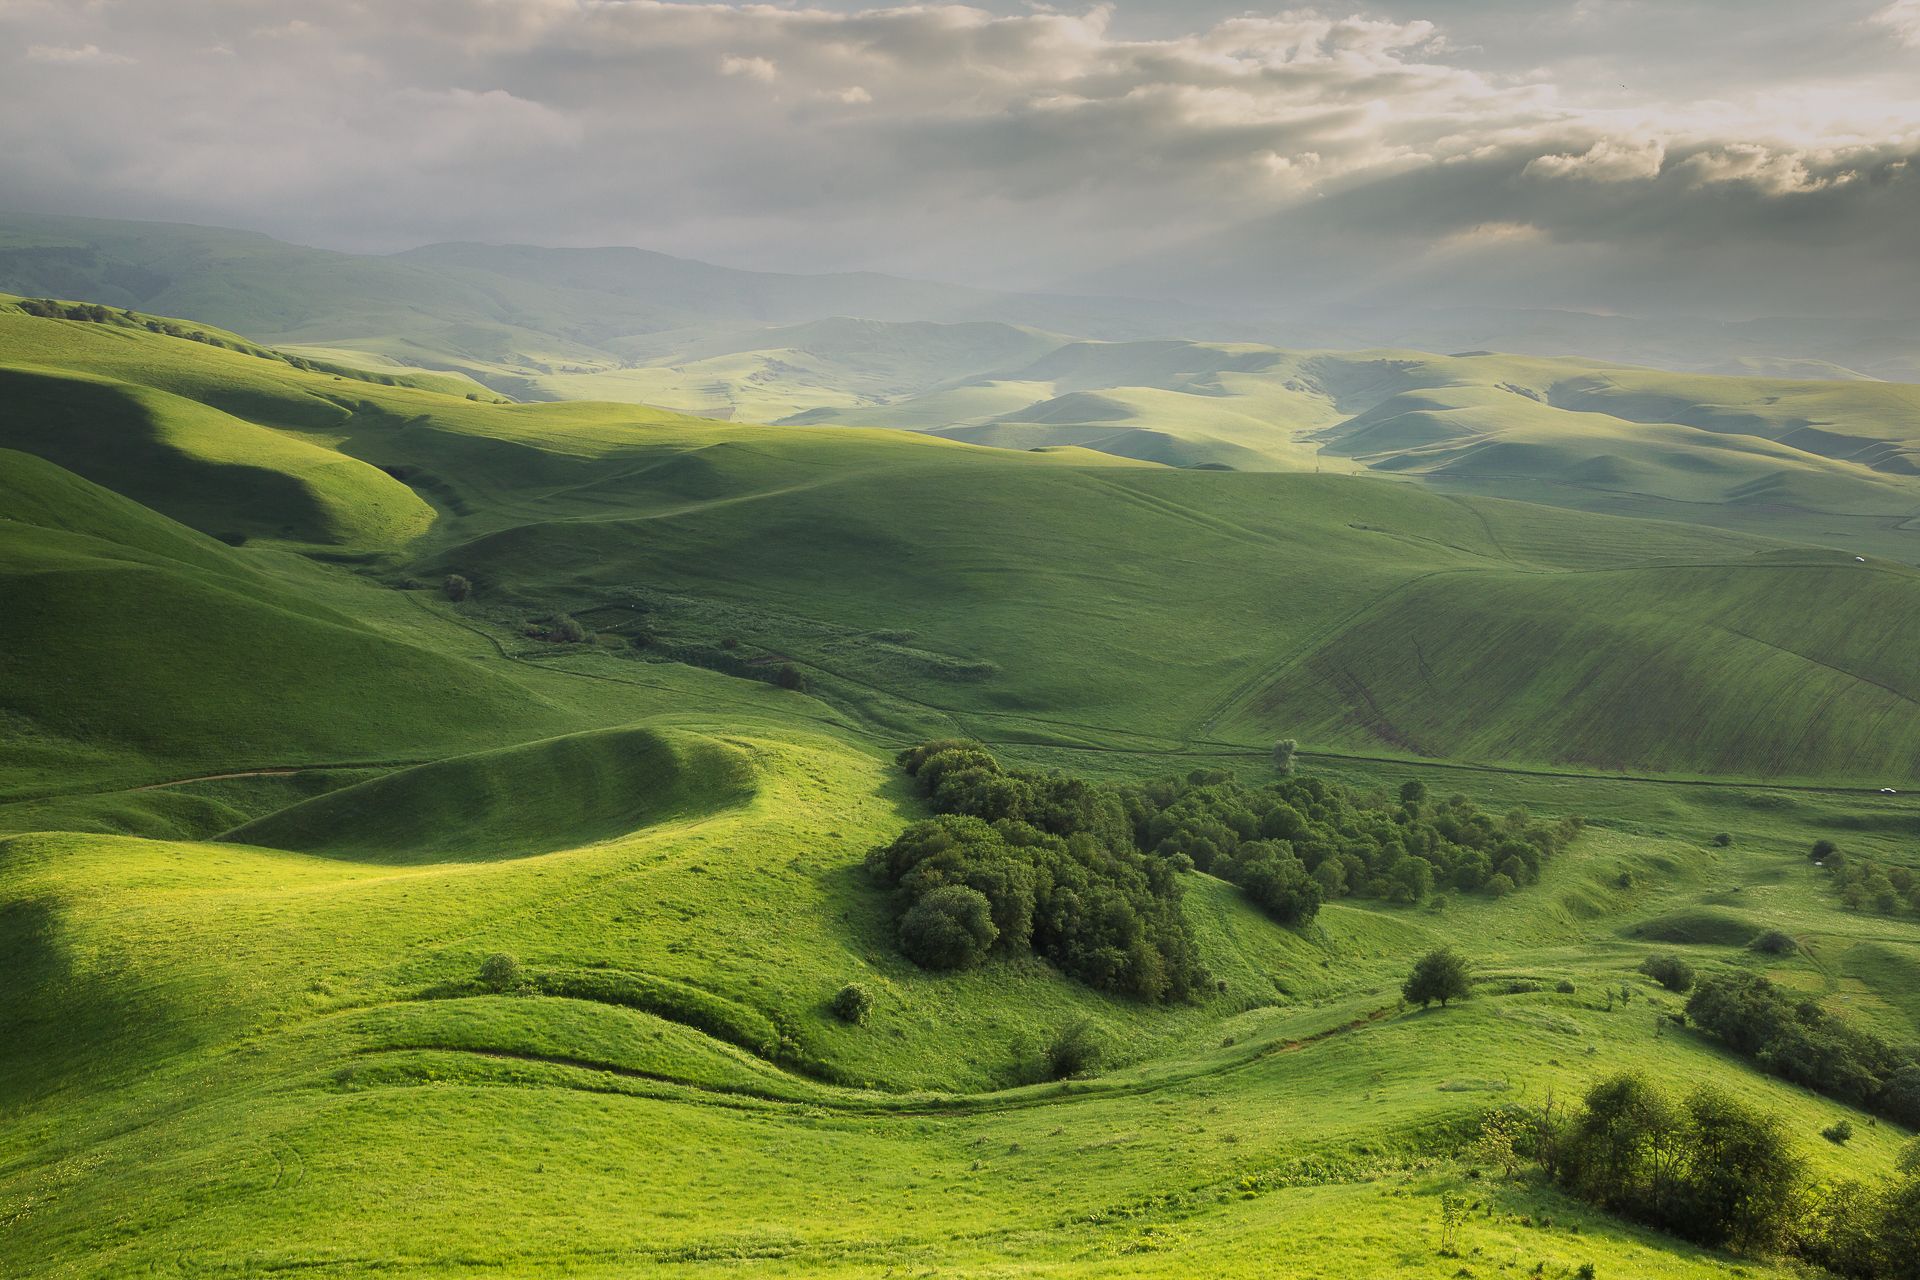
[{"x1": 222, "y1": 727, "x2": 757, "y2": 862}]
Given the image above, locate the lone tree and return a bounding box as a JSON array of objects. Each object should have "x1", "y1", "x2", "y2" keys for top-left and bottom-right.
[
  {"x1": 1272, "y1": 738, "x2": 1298, "y2": 776},
  {"x1": 1404, "y1": 946, "x2": 1472, "y2": 1008},
  {"x1": 443, "y1": 573, "x2": 473, "y2": 602}
]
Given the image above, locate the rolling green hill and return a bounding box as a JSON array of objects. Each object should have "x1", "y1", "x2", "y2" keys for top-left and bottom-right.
[{"x1": 5, "y1": 297, "x2": 1920, "y2": 1279}]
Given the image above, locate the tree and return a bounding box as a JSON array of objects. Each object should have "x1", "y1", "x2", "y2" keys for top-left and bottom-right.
[
  {"x1": 897, "y1": 885, "x2": 998, "y2": 970},
  {"x1": 1399, "y1": 779, "x2": 1428, "y2": 808},
  {"x1": 1403, "y1": 947, "x2": 1472, "y2": 1008},
  {"x1": 1812, "y1": 839, "x2": 1838, "y2": 861},
  {"x1": 1272, "y1": 738, "x2": 1297, "y2": 775},
  {"x1": 774, "y1": 663, "x2": 807, "y2": 691},
  {"x1": 479, "y1": 952, "x2": 523, "y2": 992},
  {"x1": 1044, "y1": 1017, "x2": 1107, "y2": 1079},
  {"x1": 830, "y1": 982, "x2": 874, "y2": 1025},
  {"x1": 443, "y1": 573, "x2": 472, "y2": 602},
  {"x1": 1640, "y1": 953, "x2": 1696, "y2": 993}
]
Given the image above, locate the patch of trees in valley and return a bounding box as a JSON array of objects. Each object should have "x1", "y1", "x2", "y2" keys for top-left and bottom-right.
[{"x1": 867, "y1": 741, "x2": 1580, "y2": 999}]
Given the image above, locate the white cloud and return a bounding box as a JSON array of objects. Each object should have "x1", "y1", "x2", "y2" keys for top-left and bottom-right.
[
  {"x1": 1870, "y1": 0, "x2": 1920, "y2": 47},
  {"x1": 25, "y1": 43, "x2": 132, "y2": 65},
  {"x1": 719, "y1": 54, "x2": 776, "y2": 82},
  {"x1": 1526, "y1": 138, "x2": 1666, "y2": 182}
]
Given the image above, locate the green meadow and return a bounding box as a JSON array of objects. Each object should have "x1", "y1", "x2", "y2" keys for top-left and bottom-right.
[{"x1": 3, "y1": 291, "x2": 1919, "y2": 1278}]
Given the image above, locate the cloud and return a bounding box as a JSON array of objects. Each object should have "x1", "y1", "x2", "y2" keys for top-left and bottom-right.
[
  {"x1": 25, "y1": 43, "x2": 132, "y2": 65},
  {"x1": 1871, "y1": 0, "x2": 1920, "y2": 47},
  {"x1": 0, "y1": 0, "x2": 1914, "y2": 316},
  {"x1": 1526, "y1": 138, "x2": 1666, "y2": 182},
  {"x1": 719, "y1": 54, "x2": 776, "y2": 82}
]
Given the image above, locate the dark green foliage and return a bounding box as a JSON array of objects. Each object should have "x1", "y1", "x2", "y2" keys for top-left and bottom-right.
[
  {"x1": 443, "y1": 573, "x2": 472, "y2": 603},
  {"x1": 1686, "y1": 971, "x2": 1920, "y2": 1126},
  {"x1": 1750, "y1": 929, "x2": 1798, "y2": 955},
  {"x1": 871, "y1": 744, "x2": 1207, "y2": 1000},
  {"x1": 1272, "y1": 738, "x2": 1297, "y2": 775},
  {"x1": 1822, "y1": 849, "x2": 1920, "y2": 916},
  {"x1": 897, "y1": 883, "x2": 998, "y2": 970},
  {"x1": 1043, "y1": 1017, "x2": 1107, "y2": 1079},
  {"x1": 479, "y1": 952, "x2": 523, "y2": 993},
  {"x1": 1639, "y1": 953, "x2": 1695, "y2": 993},
  {"x1": 1799, "y1": 1169, "x2": 1920, "y2": 1280},
  {"x1": 1403, "y1": 947, "x2": 1472, "y2": 1008},
  {"x1": 830, "y1": 982, "x2": 874, "y2": 1025},
  {"x1": 1556, "y1": 1073, "x2": 1800, "y2": 1252},
  {"x1": 1711, "y1": 832, "x2": 1733, "y2": 847},
  {"x1": 527, "y1": 613, "x2": 589, "y2": 644},
  {"x1": 1125, "y1": 767, "x2": 1577, "y2": 913},
  {"x1": 1810, "y1": 838, "x2": 1837, "y2": 859},
  {"x1": 1555, "y1": 979, "x2": 1577, "y2": 994},
  {"x1": 774, "y1": 663, "x2": 807, "y2": 691},
  {"x1": 1823, "y1": 1118, "x2": 1854, "y2": 1145}
]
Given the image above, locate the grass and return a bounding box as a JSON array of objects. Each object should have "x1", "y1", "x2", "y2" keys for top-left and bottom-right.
[{"x1": 3, "y1": 293, "x2": 1919, "y2": 1276}]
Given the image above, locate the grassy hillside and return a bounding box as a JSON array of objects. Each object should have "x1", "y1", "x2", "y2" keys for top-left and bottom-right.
[{"x1": 5, "y1": 299, "x2": 1920, "y2": 1277}]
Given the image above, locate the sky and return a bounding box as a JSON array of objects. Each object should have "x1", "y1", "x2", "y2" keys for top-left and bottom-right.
[{"x1": 4, "y1": 1, "x2": 1918, "y2": 318}]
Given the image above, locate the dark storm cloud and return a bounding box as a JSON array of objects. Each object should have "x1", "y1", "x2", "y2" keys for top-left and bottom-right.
[{"x1": 0, "y1": 1, "x2": 1915, "y2": 315}]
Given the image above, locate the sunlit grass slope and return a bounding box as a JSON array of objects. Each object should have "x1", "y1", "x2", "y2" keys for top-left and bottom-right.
[{"x1": 3, "y1": 723, "x2": 1912, "y2": 1278}]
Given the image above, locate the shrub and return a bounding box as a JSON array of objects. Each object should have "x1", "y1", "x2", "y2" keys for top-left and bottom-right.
[
  {"x1": 830, "y1": 983, "x2": 874, "y2": 1025},
  {"x1": 1824, "y1": 1119, "x2": 1855, "y2": 1145},
  {"x1": 1687, "y1": 971, "x2": 1920, "y2": 1127},
  {"x1": 1555, "y1": 979, "x2": 1577, "y2": 994},
  {"x1": 774, "y1": 663, "x2": 807, "y2": 691},
  {"x1": 1640, "y1": 953, "x2": 1696, "y2": 993},
  {"x1": 1404, "y1": 947, "x2": 1472, "y2": 1008},
  {"x1": 547, "y1": 613, "x2": 587, "y2": 643},
  {"x1": 897, "y1": 884, "x2": 998, "y2": 970},
  {"x1": 1711, "y1": 832, "x2": 1733, "y2": 847},
  {"x1": 1751, "y1": 929, "x2": 1798, "y2": 955},
  {"x1": 1812, "y1": 839, "x2": 1838, "y2": 861},
  {"x1": 1485, "y1": 872, "x2": 1516, "y2": 898},
  {"x1": 1272, "y1": 738, "x2": 1297, "y2": 775},
  {"x1": 479, "y1": 952, "x2": 523, "y2": 992},
  {"x1": 1044, "y1": 1017, "x2": 1107, "y2": 1079},
  {"x1": 443, "y1": 573, "x2": 473, "y2": 602}
]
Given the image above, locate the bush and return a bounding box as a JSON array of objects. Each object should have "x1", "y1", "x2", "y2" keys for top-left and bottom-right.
[
  {"x1": 1555, "y1": 979, "x2": 1577, "y2": 994},
  {"x1": 1812, "y1": 839, "x2": 1838, "y2": 861},
  {"x1": 1640, "y1": 953, "x2": 1696, "y2": 993},
  {"x1": 1044, "y1": 1017, "x2": 1107, "y2": 1079},
  {"x1": 1687, "y1": 971, "x2": 1920, "y2": 1127},
  {"x1": 830, "y1": 983, "x2": 874, "y2": 1025},
  {"x1": 1560, "y1": 1073, "x2": 1800, "y2": 1251},
  {"x1": 1711, "y1": 832, "x2": 1733, "y2": 847},
  {"x1": 1404, "y1": 947, "x2": 1472, "y2": 1008},
  {"x1": 479, "y1": 952, "x2": 523, "y2": 992},
  {"x1": 774, "y1": 663, "x2": 807, "y2": 691},
  {"x1": 1824, "y1": 1119, "x2": 1855, "y2": 1145},
  {"x1": 897, "y1": 884, "x2": 998, "y2": 970},
  {"x1": 1272, "y1": 738, "x2": 1298, "y2": 775},
  {"x1": 1751, "y1": 929, "x2": 1798, "y2": 955},
  {"x1": 443, "y1": 573, "x2": 472, "y2": 602}
]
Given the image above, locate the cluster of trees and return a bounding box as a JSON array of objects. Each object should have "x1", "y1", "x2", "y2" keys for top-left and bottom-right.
[
  {"x1": 18, "y1": 298, "x2": 118, "y2": 323},
  {"x1": 870, "y1": 742, "x2": 1580, "y2": 999},
  {"x1": 1815, "y1": 840, "x2": 1920, "y2": 916},
  {"x1": 1685, "y1": 971, "x2": 1920, "y2": 1126},
  {"x1": 1512, "y1": 1073, "x2": 1920, "y2": 1274},
  {"x1": 867, "y1": 742, "x2": 1209, "y2": 1001},
  {"x1": 1121, "y1": 770, "x2": 1579, "y2": 923}
]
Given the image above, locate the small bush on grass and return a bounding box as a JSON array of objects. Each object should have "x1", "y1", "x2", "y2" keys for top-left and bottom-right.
[
  {"x1": 1640, "y1": 953, "x2": 1696, "y2": 993},
  {"x1": 479, "y1": 952, "x2": 523, "y2": 993},
  {"x1": 830, "y1": 983, "x2": 874, "y2": 1025},
  {"x1": 1044, "y1": 1018, "x2": 1108, "y2": 1079}
]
